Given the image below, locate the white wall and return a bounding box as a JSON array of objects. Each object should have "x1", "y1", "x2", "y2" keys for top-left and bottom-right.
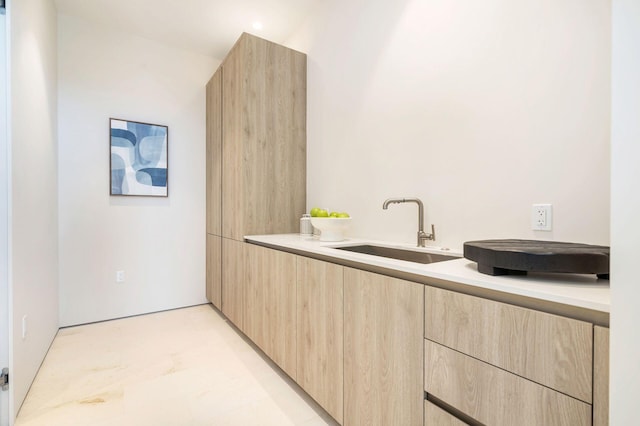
[
  {"x1": 287, "y1": 0, "x2": 611, "y2": 250},
  {"x1": 58, "y1": 14, "x2": 218, "y2": 326},
  {"x1": 610, "y1": 0, "x2": 640, "y2": 423},
  {"x1": 9, "y1": 0, "x2": 59, "y2": 417}
]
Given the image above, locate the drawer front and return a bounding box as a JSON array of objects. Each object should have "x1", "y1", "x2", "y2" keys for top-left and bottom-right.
[
  {"x1": 425, "y1": 339, "x2": 591, "y2": 426},
  {"x1": 424, "y1": 400, "x2": 468, "y2": 426},
  {"x1": 424, "y1": 286, "x2": 593, "y2": 402}
]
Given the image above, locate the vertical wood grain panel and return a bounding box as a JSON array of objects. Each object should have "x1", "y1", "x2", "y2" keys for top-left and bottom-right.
[
  {"x1": 221, "y1": 238, "x2": 245, "y2": 331},
  {"x1": 245, "y1": 243, "x2": 297, "y2": 378},
  {"x1": 206, "y1": 234, "x2": 222, "y2": 309},
  {"x1": 296, "y1": 257, "x2": 344, "y2": 423},
  {"x1": 594, "y1": 326, "x2": 610, "y2": 426},
  {"x1": 424, "y1": 285, "x2": 593, "y2": 402},
  {"x1": 344, "y1": 268, "x2": 424, "y2": 426},
  {"x1": 206, "y1": 68, "x2": 222, "y2": 236},
  {"x1": 242, "y1": 34, "x2": 306, "y2": 238},
  {"x1": 221, "y1": 33, "x2": 306, "y2": 241},
  {"x1": 424, "y1": 340, "x2": 591, "y2": 426},
  {"x1": 221, "y1": 35, "x2": 244, "y2": 241}
]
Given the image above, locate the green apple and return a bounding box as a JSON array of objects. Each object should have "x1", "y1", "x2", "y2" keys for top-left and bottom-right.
[
  {"x1": 330, "y1": 211, "x2": 340, "y2": 218},
  {"x1": 310, "y1": 207, "x2": 321, "y2": 217},
  {"x1": 317, "y1": 209, "x2": 329, "y2": 217},
  {"x1": 337, "y1": 212, "x2": 350, "y2": 218}
]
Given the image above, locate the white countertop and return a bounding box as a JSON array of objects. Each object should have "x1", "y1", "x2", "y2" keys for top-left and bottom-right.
[{"x1": 245, "y1": 234, "x2": 610, "y2": 314}]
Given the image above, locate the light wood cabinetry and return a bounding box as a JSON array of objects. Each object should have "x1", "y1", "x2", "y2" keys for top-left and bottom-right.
[
  {"x1": 594, "y1": 326, "x2": 610, "y2": 426},
  {"x1": 229, "y1": 242, "x2": 608, "y2": 426},
  {"x1": 206, "y1": 234, "x2": 222, "y2": 308},
  {"x1": 424, "y1": 285, "x2": 602, "y2": 425},
  {"x1": 344, "y1": 268, "x2": 424, "y2": 426},
  {"x1": 296, "y1": 257, "x2": 344, "y2": 424},
  {"x1": 206, "y1": 67, "x2": 222, "y2": 237},
  {"x1": 205, "y1": 68, "x2": 222, "y2": 308},
  {"x1": 221, "y1": 238, "x2": 246, "y2": 331},
  {"x1": 245, "y1": 243, "x2": 297, "y2": 378},
  {"x1": 424, "y1": 339, "x2": 591, "y2": 425},
  {"x1": 220, "y1": 33, "x2": 306, "y2": 241},
  {"x1": 205, "y1": 33, "x2": 306, "y2": 330},
  {"x1": 424, "y1": 286, "x2": 593, "y2": 402}
]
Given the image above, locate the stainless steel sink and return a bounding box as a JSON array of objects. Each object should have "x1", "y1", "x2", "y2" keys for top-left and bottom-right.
[{"x1": 333, "y1": 244, "x2": 459, "y2": 264}]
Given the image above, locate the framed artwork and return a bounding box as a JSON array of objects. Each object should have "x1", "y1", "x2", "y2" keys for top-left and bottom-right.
[{"x1": 110, "y1": 118, "x2": 168, "y2": 197}]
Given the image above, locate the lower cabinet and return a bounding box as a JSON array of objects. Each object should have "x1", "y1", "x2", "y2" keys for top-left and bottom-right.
[
  {"x1": 218, "y1": 244, "x2": 608, "y2": 426},
  {"x1": 424, "y1": 339, "x2": 591, "y2": 425},
  {"x1": 343, "y1": 268, "x2": 424, "y2": 425},
  {"x1": 424, "y1": 285, "x2": 593, "y2": 403},
  {"x1": 206, "y1": 234, "x2": 222, "y2": 309},
  {"x1": 296, "y1": 257, "x2": 344, "y2": 424},
  {"x1": 423, "y1": 285, "x2": 606, "y2": 426},
  {"x1": 245, "y1": 243, "x2": 297, "y2": 378},
  {"x1": 222, "y1": 238, "x2": 246, "y2": 331}
]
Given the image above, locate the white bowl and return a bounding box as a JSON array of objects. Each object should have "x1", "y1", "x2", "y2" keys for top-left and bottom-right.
[{"x1": 310, "y1": 217, "x2": 352, "y2": 242}]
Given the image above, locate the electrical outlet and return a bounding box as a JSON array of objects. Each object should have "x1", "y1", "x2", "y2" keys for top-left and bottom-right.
[
  {"x1": 532, "y1": 204, "x2": 552, "y2": 231},
  {"x1": 116, "y1": 270, "x2": 125, "y2": 283}
]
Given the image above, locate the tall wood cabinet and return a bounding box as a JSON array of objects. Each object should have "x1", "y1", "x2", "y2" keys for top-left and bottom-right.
[
  {"x1": 221, "y1": 33, "x2": 306, "y2": 241},
  {"x1": 206, "y1": 67, "x2": 222, "y2": 308},
  {"x1": 205, "y1": 32, "x2": 306, "y2": 313}
]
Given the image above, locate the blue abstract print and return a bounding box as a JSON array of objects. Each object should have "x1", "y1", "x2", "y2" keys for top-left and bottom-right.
[{"x1": 110, "y1": 119, "x2": 168, "y2": 196}]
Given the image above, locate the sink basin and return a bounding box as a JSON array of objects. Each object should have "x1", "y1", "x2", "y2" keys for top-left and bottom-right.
[{"x1": 333, "y1": 244, "x2": 459, "y2": 264}]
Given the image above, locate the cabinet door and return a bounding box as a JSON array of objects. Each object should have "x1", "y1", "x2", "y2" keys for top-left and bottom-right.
[
  {"x1": 206, "y1": 234, "x2": 222, "y2": 308},
  {"x1": 245, "y1": 243, "x2": 297, "y2": 378},
  {"x1": 425, "y1": 286, "x2": 593, "y2": 402},
  {"x1": 220, "y1": 40, "x2": 242, "y2": 240},
  {"x1": 222, "y1": 238, "x2": 245, "y2": 331},
  {"x1": 425, "y1": 339, "x2": 591, "y2": 426},
  {"x1": 206, "y1": 67, "x2": 222, "y2": 236},
  {"x1": 344, "y1": 268, "x2": 424, "y2": 426},
  {"x1": 594, "y1": 326, "x2": 610, "y2": 426},
  {"x1": 221, "y1": 33, "x2": 306, "y2": 240},
  {"x1": 297, "y1": 257, "x2": 343, "y2": 424}
]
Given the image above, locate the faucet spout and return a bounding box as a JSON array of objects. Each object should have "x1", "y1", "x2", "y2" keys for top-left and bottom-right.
[
  {"x1": 382, "y1": 197, "x2": 435, "y2": 247},
  {"x1": 382, "y1": 198, "x2": 408, "y2": 210}
]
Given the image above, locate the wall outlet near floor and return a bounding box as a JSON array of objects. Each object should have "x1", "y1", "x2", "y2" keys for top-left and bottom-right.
[
  {"x1": 22, "y1": 315, "x2": 27, "y2": 340},
  {"x1": 532, "y1": 204, "x2": 552, "y2": 231},
  {"x1": 116, "y1": 270, "x2": 125, "y2": 283}
]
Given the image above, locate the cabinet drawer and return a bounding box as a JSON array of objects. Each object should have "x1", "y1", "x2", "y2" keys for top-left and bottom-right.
[
  {"x1": 424, "y1": 400, "x2": 468, "y2": 426},
  {"x1": 424, "y1": 286, "x2": 592, "y2": 402},
  {"x1": 425, "y1": 340, "x2": 591, "y2": 426}
]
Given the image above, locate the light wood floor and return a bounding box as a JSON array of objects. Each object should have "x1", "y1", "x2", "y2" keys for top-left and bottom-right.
[{"x1": 15, "y1": 304, "x2": 337, "y2": 425}]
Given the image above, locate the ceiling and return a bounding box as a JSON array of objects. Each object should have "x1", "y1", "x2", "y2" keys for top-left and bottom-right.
[{"x1": 54, "y1": 0, "x2": 323, "y2": 59}]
